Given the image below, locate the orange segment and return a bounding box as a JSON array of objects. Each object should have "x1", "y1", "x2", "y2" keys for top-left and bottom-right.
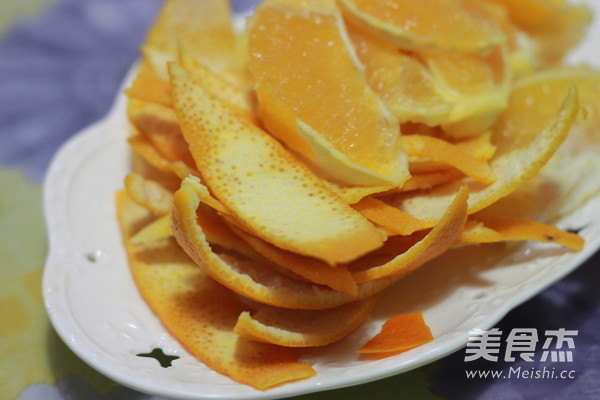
[
  {"x1": 351, "y1": 186, "x2": 468, "y2": 283},
  {"x1": 357, "y1": 312, "x2": 433, "y2": 355},
  {"x1": 171, "y1": 182, "x2": 396, "y2": 309},
  {"x1": 384, "y1": 87, "x2": 579, "y2": 223},
  {"x1": 227, "y1": 224, "x2": 358, "y2": 296},
  {"x1": 339, "y1": 0, "x2": 504, "y2": 52},
  {"x1": 248, "y1": 0, "x2": 408, "y2": 186},
  {"x1": 402, "y1": 135, "x2": 496, "y2": 184},
  {"x1": 234, "y1": 295, "x2": 380, "y2": 348},
  {"x1": 353, "y1": 196, "x2": 431, "y2": 236},
  {"x1": 116, "y1": 191, "x2": 316, "y2": 390},
  {"x1": 460, "y1": 217, "x2": 584, "y2": 251},
  {"x1": 348, "y1": 25, "x2": 452, "y2": 126},
  {"x1": 169, "y1": 63, "x2": 385, "y2": 264}
]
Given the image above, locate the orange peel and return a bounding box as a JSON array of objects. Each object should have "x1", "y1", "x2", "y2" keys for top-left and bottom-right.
[
  {"x1": 384, "y1": 87, "x2": 579, "y2": 224},
  {"x1": 357, "y1": 312, "x2": 433, "y2": 356},
  {"x1": 350, "y1": 186, "x2": 469, "y2": 283},
  {"x1": 234, "y1": 295, "x2": 380, "y2": 348},
  {"x1": 169, "y1": 62, "x2": 385, "y2": 264},
  {"x1": 116, "y1": 191, "x2": 316, "y2": 390},
  {"x1": 171, "y1": 182, "x2": 399, "y2": 309}
]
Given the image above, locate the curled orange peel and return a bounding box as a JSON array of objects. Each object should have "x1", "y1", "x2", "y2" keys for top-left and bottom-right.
[{"x1": 169, "y1": 62, "x2": 385, "y2": 264}]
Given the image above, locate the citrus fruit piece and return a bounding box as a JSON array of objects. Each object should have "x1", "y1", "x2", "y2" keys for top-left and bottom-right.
[
  {"x1": 408, "y1": 131, "x2": 496, "y2": 173},
  {"x1": 170, "y1": 181, "x2": 400, "y2": 309},
  {"x1": 116, "y1": 191, "x2": 316, "y2": 390},
  {"x1": 383, "y1": 86, "x2": 579, "y2": 223},
  {"x1": 178, "y1": 45, "x2": 258, "y2": 123},
  {"x1": 124, "y1": 173, "x2": 173, "y2": 216},
  {"x1": 352, "y1": 196, "x2": 431, "y2": 236},
  {"x1": 350, "y1": 186, "x2": 468, "y2": 283},
  {"x1": 131, "y1": 215, "x2": 173, "y2": 244},
  {"x1": 486, "y1": 0, "x2": 592, "y2": 65},
  {"x1": 423, "y1": 45, "x2": 511, "y2": 138},
  {"x1": 459, "y1": 217, "x2": 584, "y2": 251},
  {"x1": 125, "y1": 73, "x2": 172, "y2": 107},
  {"x1": 234, "y1": 295, "x2": 380, "y2": 347},
  {"x1": 402, "y1": 135, "x2": 496, "y2": 184},
  {"x1": 339, "y1": 0, "x2": 504, "y2": 52},
  {"x1": 322, "y1": 180, "x2": 393, "y2": 204},
  {"x1": 128, "y1": 101, "x2": 196, "y2": 168},
  {"x1": 226, "y1": 223, "x2": 359, "y2": 295},
  {"x1": 143, "y1": 0, "x2": 237, "y2": 71},
  {"x1": 493, "y1": 66, "x2": 600, "y2": 221},
  {"x1": 348, "y1": 25, "x2": 453, "y2": 126},
  {"x1": 248, "y1": 0, "x2": 408, "y2": 186},
  {"x1": 357, "y1": 312, "x2": 433, "y2": 356},
  {"x1": 396, "y1": 170, "x2": 464, "y2": 193},
  {"x1": 169, "y1": 63, "x2": 385, "y2": 264}
]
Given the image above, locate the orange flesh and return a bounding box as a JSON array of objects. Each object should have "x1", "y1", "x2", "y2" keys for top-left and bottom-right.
[
  {"x1": 343, "y1": 0, "x2": 502, "y2": 51},
  {"x1": 248, "y1": 0, "x2": 403, "y2": 177}
]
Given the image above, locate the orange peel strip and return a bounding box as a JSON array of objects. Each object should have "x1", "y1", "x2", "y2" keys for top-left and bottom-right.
[
  {"x1": 234, "y1": 295, "x2": 380, "y2": 348},
  {"x1": 125, "y1": 73, "x2": 172, "y2": 107},
  {"x1": 226, "y1": 223, "x2": 358, "y2": 296},
  {"x1": 351, "y1": 186, "x2": 469, "y2": 283},
  {"x1": 178, "y1": 45, "x2": 258, "y2": 123},
  {"x1": 169, "y1": 62, "x2": 385, "y2": 264},
  {"x1": 116, "y1": 191, "x2": 316, "y2": 390},
  {"x1": 399, "y1": 170, "x2": 464, "y2": 193},
  {"x1": 124, "y1": 173, "x2": 173, "y2": 216},
  {"x1": 357, "y1": 312, "x2": 433, "y2": 355},
  {"x1": 460, "y1": 217, "x2": 584, "y2": 251},
  {"x1": 171, "y1": 181, "x2": 397, "y2": 309},
  {"x1": 353, "y1": 196, "x2": 431, "y2": 236},
  {"x1": 385, "y1": 87, "x2": 580, "y2": 224},
  {"x1": 402, "y1": 135, "x2": 496, "y2": 184}
]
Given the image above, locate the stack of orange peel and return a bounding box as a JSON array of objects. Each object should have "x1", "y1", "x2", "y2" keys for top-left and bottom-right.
[{"x1": 116, "y1": 0, "x2": 599, "y2": 390}]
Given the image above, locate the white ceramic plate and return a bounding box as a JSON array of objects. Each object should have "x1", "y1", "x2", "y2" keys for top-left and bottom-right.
[{"x1": 43, "y1": 2, "x2": 600, "y2": 399}]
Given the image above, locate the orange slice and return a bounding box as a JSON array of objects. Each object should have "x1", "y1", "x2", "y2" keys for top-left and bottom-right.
[
  {"x1": 339, "y1": 0, "x2": 504, "y2": 52},
  {"x1": 234, "y1": 295, "x2": 380, "y2": 348},
  {"x1": 460, "y1": 217, "x2": 584, "y2": 251},
  {"x1": 169, "y1": 63, "x2": 385, "y2": 264},
  {"x1": 116, "y1": 191, "x2": 316, "y2": 390},
  {"x1": 350, "y1": 186, "x2": 468, "y2": 283},
  {"x1": 383, "y1": 87, "x2": 579, "y2": 224},
  {"x1": 248, "y1": 0, "x2": 408, "y2": 186},
  {"x1": 357, "y1": 312, "x2": 433, "y2": 356},
  {"x1": 171, "y1": 182, "x2": 400, "y2": 309},
  {"x1": 348, "y1": 25, "x2": 452, "y2": 126}
]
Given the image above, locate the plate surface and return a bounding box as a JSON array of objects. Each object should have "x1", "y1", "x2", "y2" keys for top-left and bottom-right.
[{"x1": 43, "y1": 2, "x2": 600, "y2": 399}]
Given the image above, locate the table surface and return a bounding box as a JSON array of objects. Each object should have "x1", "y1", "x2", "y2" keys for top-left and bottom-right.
[{"x1": 0, "y1": 1, "x2": 598, "y2": 399}]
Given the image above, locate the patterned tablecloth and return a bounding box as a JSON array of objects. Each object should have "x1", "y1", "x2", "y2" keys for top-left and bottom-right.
[{"x1": 1, "y1": 1, "x2": 599, "y2": 399}]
